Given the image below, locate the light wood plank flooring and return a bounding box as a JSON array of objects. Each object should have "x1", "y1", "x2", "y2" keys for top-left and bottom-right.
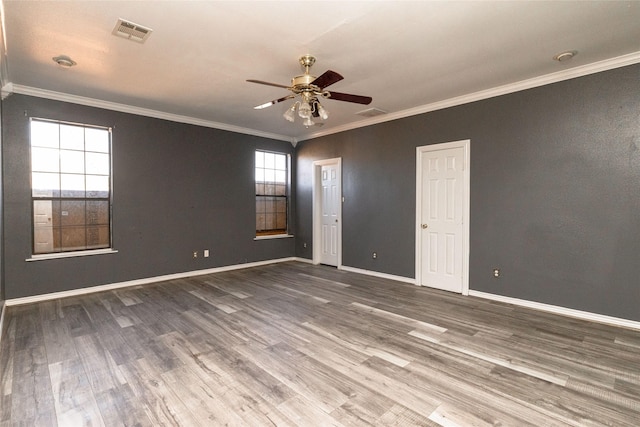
[{"x1": 1, "y1": 261, "x2": 639, "y2": 426}]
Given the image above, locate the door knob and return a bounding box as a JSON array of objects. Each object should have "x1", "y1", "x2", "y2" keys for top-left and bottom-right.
[
  {"x1": 421, "y1": 224, "x2": 428, "y2": 229},
  {"x1": 335, "y1": 219, "x2": 339, "y2": 223}
]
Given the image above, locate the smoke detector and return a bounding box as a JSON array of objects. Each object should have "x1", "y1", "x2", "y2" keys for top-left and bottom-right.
[
  {"x1": 52, "y1": 55, "x2": 76, "y2": 67},
  {"x1": 553, "y1": 50, "x2": 577, "y2": 63},
  {"x1": 112, "y1": 18, "x2": 153, "y2": 43}
]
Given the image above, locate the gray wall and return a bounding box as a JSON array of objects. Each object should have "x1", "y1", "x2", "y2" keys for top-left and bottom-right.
[
  {"x1": 295, "y1": 64, "x2": 640, "y2": 322},
  {"x1": 2, "y1": 94, "x2": 295, "y2": 299}
]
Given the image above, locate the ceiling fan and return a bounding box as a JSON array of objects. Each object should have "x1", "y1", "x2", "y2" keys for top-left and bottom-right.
[{"x1": 247, "y1": 55, "x2": 372, "y2": 127}]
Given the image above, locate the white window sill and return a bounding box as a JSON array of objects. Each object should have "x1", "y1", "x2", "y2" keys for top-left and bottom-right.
[
  {"x1": 26, "y1": 248, "x2": 118, "y2": 262},
  {"x1": 254, "y1": 234, "x2": 294, "y2": 241}
]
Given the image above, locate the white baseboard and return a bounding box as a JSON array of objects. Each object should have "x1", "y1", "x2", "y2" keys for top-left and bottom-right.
[
  {"x1": 4, "y1": 259, "x2": 637, "y2": 333},
  {"x1": 339, "y1": 265, "x2": 416, "y2": 285},
  {"x1": 469, "y1": 290, "x2": 640, "y2": 331},
  {"x1": 5, "y1": 257, "x2": 298, "y2": 307}
]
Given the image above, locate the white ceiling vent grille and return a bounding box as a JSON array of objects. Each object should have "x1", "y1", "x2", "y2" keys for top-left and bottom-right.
[
  {"x1": 112, "y1": 18, "x2": 153, "y2": 43},
  {"x1": 356, "y1": 107, "x2": 388, "y2": 118}
]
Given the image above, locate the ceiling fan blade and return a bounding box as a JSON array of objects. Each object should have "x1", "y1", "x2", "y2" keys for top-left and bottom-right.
[
  {"x1": 247, "y1": 79, "x2": 291, "y2": 89},
  {"x1": 253, "y1": 94, "x2": 295, "y2": 110},
  {"x1": 311, "y1": 70, "x2": 344, "y2": 89},
  {"x1": 326, "y1": 91, "x2": 372, "y2": 105}
]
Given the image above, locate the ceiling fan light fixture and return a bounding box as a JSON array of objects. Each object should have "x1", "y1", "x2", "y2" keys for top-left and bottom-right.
[
  {"x1": 283, "y1": 103, "x2": 297, "y2": 122},
  {"x1": 298, "y1": 101, "x2": 312, "y2": 119},
  {"x1": 303, "y1": 117, "x2": 315, "y2": 128},
  {"x1": 317, "y1": 104, "x2": 329, "y2": 120}
]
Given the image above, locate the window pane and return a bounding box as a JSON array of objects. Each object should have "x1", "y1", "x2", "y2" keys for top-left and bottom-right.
[
  {"x1": 33, "y1": 225, "x2": 55, "y2": 254},
  {"x1": 85, "y1": 152, "x2": 109, "y2": 175},
  {"x1": 87, "y1": 200, "x2": 109, "y2": 225},
  {"x1": 86, "y1": 175, "x2": 109, "y2": 198},
  {"x1": 264, "y1": 213, "x2": 275, "y2": 230},
  {"x1": 275, "y1": 170, "x2": 286, "y2": 183},
  {"x1": 50, "y1": 200, "x2": 61, "y2": 227},
  {"x1": 264, "y1": 152, "x2": 275, "y2": 169},
  {"x1": 264, "y1": 197, "x2": 275, "y2": 214},
  {"x1": 264, "y1": 169, "x2": 275, "y2": 183},
  {"x1": 255, "y1": 151, "x2": 264, "y2": 168},
  {"x1": 61, "y1": 200, "x2": 86, "y2": 226},
  {"x1": 60, "y1": 226, "x2": 86, "y2": 252},
  {"x1": 31, "y1": 147, "x2": 60, "y2": 172},
  {"x1": 31, "y1": 121, "x2": 59, "y2": 148},
  {"x1": 255, "y1": 168, "x2": 265, "y2": 183},
  {"x1": 275, "y1": 183, "x2": 286, "y2": 196},
  {"x1": 275, "y1": 153, "x2": 286, "y2": 171},
  {"x1": 60, "y1": 125, "x2": 85, "y2": 150},
  {"x1": 60, "y1": 150, "x2": 85, "y2": 173},
  {"x1": 256, "y1": 214, "x2": 266, "y2": 231},
  {"x1": 85, "y1": 128, "x2": 110, "y2": 153},
  {"x1": 86, "y1": 225, "x2": 109, "y2": 249},
  {"x1": 61, "y1": 174, "x2": 85, "y2": 197},
  {"x1": 256, "y1": 198, "x2": 265, "y2": 214},
  {"x1": 32, "y1": 172, "x2": 60, "y2": 197}
]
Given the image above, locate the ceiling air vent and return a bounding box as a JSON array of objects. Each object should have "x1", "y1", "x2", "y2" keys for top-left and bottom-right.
[
  {"x1": 356, "y1": 107, "x2": 388, "y2": 118},
  {"x1": 112, "y1": 18, "x2": 153, "y2": 43}
]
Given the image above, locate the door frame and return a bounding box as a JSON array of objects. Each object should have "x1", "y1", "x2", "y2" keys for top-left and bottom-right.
[
  {"x1": 312, "y1": 157, "x2": 342, "y2": 267},
  {"x1": 415, "y1": 140, "x2": 470, "y2": 295}
]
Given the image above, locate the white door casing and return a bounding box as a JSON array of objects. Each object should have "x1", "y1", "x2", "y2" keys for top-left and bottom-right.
[
  {"x1": 416, "y1": 140, "x2": 470, "y2": 294},
  {"x1": 313, "y1": 158, "x2": 342, "y2": 267}
]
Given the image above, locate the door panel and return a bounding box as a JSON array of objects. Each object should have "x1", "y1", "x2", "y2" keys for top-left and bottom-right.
[
  {"x1": 419, "y1": 145, "x2": 465, "y2": 293},
  {"x1": 320, "y1": 163, "x2": 340, "y2": 266}
]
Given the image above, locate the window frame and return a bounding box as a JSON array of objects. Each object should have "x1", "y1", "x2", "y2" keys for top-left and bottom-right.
[
  {"x1": 28, "y1": 117, "x2": 116, "y2": 259},
  {"x1": 254, "y1": 149, "x2": 291, "y2": 238}
]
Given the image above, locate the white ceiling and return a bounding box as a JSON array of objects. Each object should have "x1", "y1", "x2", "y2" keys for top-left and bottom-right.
[{"x1": 3, "y1": 1, "x2": 640, "y2": 143}]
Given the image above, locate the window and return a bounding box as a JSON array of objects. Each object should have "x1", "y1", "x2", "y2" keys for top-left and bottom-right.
[
  {"x1": 255, "y1": 150, "x2": 288, "y2": 236},
  {"x1": 30, "y1": 119, "x2": 112, "y2": 255}
]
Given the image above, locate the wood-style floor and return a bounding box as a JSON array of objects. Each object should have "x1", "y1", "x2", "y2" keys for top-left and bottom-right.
[{"x1": 1, "y1": 262, "x2": 639, "y2": 426}]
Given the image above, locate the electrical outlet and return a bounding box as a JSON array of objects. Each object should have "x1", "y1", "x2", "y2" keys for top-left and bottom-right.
[
  {"x1": 204, "y1": 249, "x2": 209, "y2": 257},
  {"x1": 193, "y1": 251, "x2": 198, "y2": 258},
  {"x1": 493, "y1": 268, "x2": 500, "y2": 278},
  {"x1": 372, "y1": 252, "x2": 377, "y2": 259}
]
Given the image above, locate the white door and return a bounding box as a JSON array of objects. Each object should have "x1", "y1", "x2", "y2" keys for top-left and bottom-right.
[
  {"x1": 416, "y1": 141, "x2": 469, "y2": 293},
  {"x1": 313, "y1": 158, "x2": 341, "y2": 267},
  {"x1": 320, "y1": 164, "x2": 340, "y2": 266}
]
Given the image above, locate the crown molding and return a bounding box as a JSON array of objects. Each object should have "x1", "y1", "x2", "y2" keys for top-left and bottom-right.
[
  {"x1": 296, "y1": 51, "x2": 640, "y2": 143},
  {"x1": 5, "y1": 51, "x2": 639, "y2": 147},
  {"x1": 5, "y1": 84, "x2": 295, "y2": 144}
]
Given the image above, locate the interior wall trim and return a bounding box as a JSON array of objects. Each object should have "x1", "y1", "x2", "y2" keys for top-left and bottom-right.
[
  {"x1": 339, "y1": 265, "x2": 416, "y2": 285},
  {"x1": 332, "y1": 263, "x2": 640, "y2": 331},
  {"x1": 5, "y1": 257, "x2": 298, "y2": 307},
  {"x1": 469, "y1": 290, "x2": 640, "y2": 331},
  {"x1": 3, "y1": 84, "x2": 294, "y2": 144},
  {"x1": 297, "y1": 51, "x2": 640, "y2": 143},
  {"x1": 3, "y1": 52, "x2": 638, "y2": 147}
]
